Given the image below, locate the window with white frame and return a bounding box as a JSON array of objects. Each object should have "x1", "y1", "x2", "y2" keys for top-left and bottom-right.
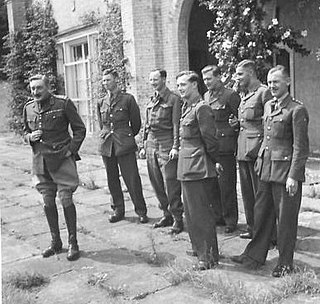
[{"x1": 58, "y1": 32, "x2": 98, "y2": 134}]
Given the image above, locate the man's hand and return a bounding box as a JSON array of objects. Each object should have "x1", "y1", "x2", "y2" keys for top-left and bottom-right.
[
  {"x1": 286, "y1": 177, "x2": 298, "y2": 197},
  {"x1": 139, "y1": 148, "x2": 146, "y2": 159},
  {"x1": 29, "y1": 130, "x2": 43, "y2": 142},
  {"x1": 215, "y1": 163, "x2": 224, "y2": 177},
  {"x1": 228, "y1": 115, "x2": 239, "y2": 128},
  {"x1": 169, "y1": 148, "x2": 179, "y2": 160}
]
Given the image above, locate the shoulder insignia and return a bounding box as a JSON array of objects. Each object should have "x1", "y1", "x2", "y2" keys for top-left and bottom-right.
[
  {"x1": 25, "y1": 99, "x2": 34, "y2": 107},
  {"x1": 292, "y1": 98, "x2": 303, "y2": 105}
]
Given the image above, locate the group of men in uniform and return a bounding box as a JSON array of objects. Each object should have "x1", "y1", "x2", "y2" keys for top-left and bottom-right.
[{"x1": 23, "y1": 59, "x2": 309, "y2": 277}]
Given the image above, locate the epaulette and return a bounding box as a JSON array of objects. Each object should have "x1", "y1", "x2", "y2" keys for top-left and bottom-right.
[
  {"x1": 292, "y1": 98, "x2": 303, "y2": 105},
  {"x1": 53, "y1": 94, "x2": 69, "y2": 100}
]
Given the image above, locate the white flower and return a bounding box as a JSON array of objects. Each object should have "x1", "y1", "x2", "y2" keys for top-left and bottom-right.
[
  {"x1": 272, "y1": 18, "x2": 279, "y2": 25},
  {"x1": 282, "y1": 30, "x2": 291, "y2": 39},
  {"x1": 266, "y1": 49, "x2": 272, "y2": 55},
  {"x1": 248, "y1": 41, "x2": 256, "y2": 47},
  {"x1": 243, "y1": 7, "x2": 250, "y2": 16},
  {"x1": 217, "y1": 11, "x2": 224, "y2": 18},
  {"x1": 301, "y1": 30, "x2": 308, "y2": 37},
  {"x1": 222, "y1": 40, "x2": 232, "y2": 49},
  {"x1": 207, "y1": 30, "x2": 214, "y2": 39}
]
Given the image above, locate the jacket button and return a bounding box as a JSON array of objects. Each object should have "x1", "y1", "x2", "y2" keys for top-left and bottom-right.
[
  {"x1": 267, "y1": 126, "x2": 271, "y2": 130},
  {"x1": 284, "y1": 156, "x2": 288, "y2": 160},
  {"x1": 110, "y1": 114, "x2": 113, "y2": 117},
  {"x1": 221, "y1": 133, "x2": 225, "y2": 137},
  {"x1": 266, "y1": 135, "x2": 270, "y2": 140},
  {"x1": 240, "y1": 119, "x2": 244, "y2": 122},
  {"x1": 269, "y1": 117, "x2": 273, "y2": 121},
  {"x1": 110, "y1": 131, "x2": 114, "y2": 134},
  {"x1": 266, "y1": 146, "x2": 269, "y2": 150},
  {"x1": 240, "y1": 127, "x2": 244, "y2": 131}
]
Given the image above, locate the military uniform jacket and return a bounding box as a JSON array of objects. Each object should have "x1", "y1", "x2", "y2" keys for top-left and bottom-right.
[
  {"x1": 204, "y1": 85, "x2": 240, "y2": 155},
  {"x1": 142, "y1": 87, "x2": 181, "y2": 153},
  {"x1": 97, "y1": 90, "x2": 141, "y2": 157},
  {"x1": 255, "y1": 95, "x2": 309, "y2": 184},
  {"x1": 237, "y1": 83, "x2": 272, "y2": 161},
  {"x1": 177, "y1": 96, "x2": 219, "y2": 181},
  {"x1": 23, "y1": 94, "x2": 86, "y2": 174}
]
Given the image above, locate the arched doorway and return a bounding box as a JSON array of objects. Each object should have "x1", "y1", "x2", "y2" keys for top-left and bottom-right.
[{"x1": 188, "y1": 0, "x2": 215, "y2": 94}]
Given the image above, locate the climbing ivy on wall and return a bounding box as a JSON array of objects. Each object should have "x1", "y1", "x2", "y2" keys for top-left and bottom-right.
[
  {"x1": 199, "y1": 0, "x2": 310, "y2": 82},
  {"x1": 80, "y1": 1, "x2": 129, "y2": 94},
  {"x1": 3, "y1": 0, "x2": 58, "y2": 134}
]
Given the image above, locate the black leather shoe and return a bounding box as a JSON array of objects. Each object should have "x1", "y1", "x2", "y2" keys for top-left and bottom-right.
[
  {"x1": 231, "y1": 255, "x2": 245, "y2": 264},
  {"x1": 186, "y1": 250, "x2": 197, "y2": 257},
  {"x1": 192, "y1": 261, "x2": 213, "y2": 271},
  {"x1": 272, "y1": 265, "x2": 293, "y2": 278},
  {"x1": 169, "y1": 220, "x2": 183, "y2": 234},
  {"x1": 225, "y1": 226, "x2": 236, "y2": 234},
  {"x1": 67, "y1": 244, "x2": 80, "y2": 261},
  {"x1": 139, "y1": 215, "x2": 149, "y2": 224},
  {"x1": 153, "y1": 216, "x2": 173, "y2": 228},
  {"x1": 109, "y1": 213, "x2": 124, "y2": 223},
  {"x1": 42, "y1": 240, "x2": 63, "y2": 258},
  {"x1": 240, "y1": 231, "x2": 253, "y2": 239},
  {"x1": 231, "y1": 255, "x2": 261, "y2": 269}
]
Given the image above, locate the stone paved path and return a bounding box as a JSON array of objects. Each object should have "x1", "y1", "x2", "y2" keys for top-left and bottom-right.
[{"x1": 1, "y1": 133, "x2": 320, "y2": 303}]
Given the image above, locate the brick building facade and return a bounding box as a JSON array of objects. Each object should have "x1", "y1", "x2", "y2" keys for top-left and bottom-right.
[{"x1": 6, "y1": 0, "x2": 320, "y2": 151}]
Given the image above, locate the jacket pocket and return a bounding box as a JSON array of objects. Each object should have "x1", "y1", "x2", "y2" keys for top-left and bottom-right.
[
  {"x1": 245, "y1": 130, "x2": 263, "y2": 159},
  {"x1": 270, "y1": 150, "x2": 292, "y2": 184},
  {"x1": 217, "y1": 128, "x2": 237, "y2": 153}
]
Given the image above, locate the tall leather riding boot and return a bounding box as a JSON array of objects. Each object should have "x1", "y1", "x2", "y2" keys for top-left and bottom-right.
[
  {"x1": 63, "y1": 204, "x2": 80, "y2": 261},
  {"x1": 42, "y1": 204, "x2": 63, "y2": 258}
]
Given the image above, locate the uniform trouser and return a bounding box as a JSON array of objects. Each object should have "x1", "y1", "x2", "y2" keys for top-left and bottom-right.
[
  {"x1": 146, "y1": 148, "x2": 183, "y2": 220},
  {"x1": 244, "y1": 180, "x2": 302, "y2": 266},
  {"x1": 182, "y1": 178, "x2": 219, "y2": 264},
  {"x1": 238, "y1": 160, "x2": 258, "y2": 232},
  {"x1": 213, "y1": 155, "x2": 238, "y2": 227},
  {"x1": 102, "y1": 151, "x2": 147, "y2": 216},
  {"x1": 34, "y1": 156, "x2": 79, "y2": 206}
]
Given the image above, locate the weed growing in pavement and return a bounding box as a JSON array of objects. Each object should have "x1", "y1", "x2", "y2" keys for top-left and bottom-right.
[
  {"x1": 79, "y1": 173, "x2": 100, "y2": 190},
  {"x1": 146, "y1": 231, "x2": 170, "y2": 267},
  {"x1": 4, "y1": 272, "x2": 49, "y2": 290},
  {"x1": 77, "y1": 225, "x2": 92, "y2": 235},
  {"x1": 2, "y1": 272, "x2": 49, "y2": 304},
  {"x1": 87, "y1": 272, "x2": 126, "y2": 298},
  {"x1": 164, "y1": 260, "x2": 320, "y2": 304}
]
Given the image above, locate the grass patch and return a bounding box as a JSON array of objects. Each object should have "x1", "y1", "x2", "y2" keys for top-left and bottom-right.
[
  {"x1": 164, "y1": 260, "x2": 320, "y2": 304},
  {"x1": 4, "y1": 272, "x2": 49, "y2": 290},
  {"x1": 2, "y1": 272, "x2": 49, "y2": 304}
]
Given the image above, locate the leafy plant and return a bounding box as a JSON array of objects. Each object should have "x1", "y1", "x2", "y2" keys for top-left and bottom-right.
[
  {"x1": 80, "y1": 2, "x2": 129, "y2": 93},
  {"x1": 2, "y1": 0, "x2": 58, "y2": 134},
  {"x1": 199, "y1": 0, "x2": 310, "y2": 82}
]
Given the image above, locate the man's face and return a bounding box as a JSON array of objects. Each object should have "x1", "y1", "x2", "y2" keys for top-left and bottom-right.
[
  {"x1": 234, "y1": 66, "x2": 252, "y2": 90},
  {"x1": 267, "y1": 70, "x2": 289, "y2": 99},
  {"x1": 202, "y1": 70, "x2": 220, "y2": 91},
  {"x1": 102, "y1": 74, "x2": 117, "y2": 91},
  {"x1": 177, "y1": 75, "x2": 196, "y2": 99},
  {"x1": 149, "y1": 71, "x2": 166, "y2": 92},
  {"x1": 30, "y1": 79, "x2": 49, "y2": 102}
]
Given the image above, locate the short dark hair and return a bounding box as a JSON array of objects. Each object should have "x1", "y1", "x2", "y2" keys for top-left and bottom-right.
[
  {"x1": 151, "y1": 69, "x2": 167, "y2": 78},
  {"x1": 237, "y1": 59, "x2": 257, "y2": 74},
  {"x1": 103, "y1": 69, "x2": 119, "y2": 78},
  {"x1": 201, "y1": 65, "x2": 221, "y2": 77},
  {"x1": 29, "y1": 74, "x2": 50, "y2": 87},
  {"x1": 268, "y1": 65, "x2": 290, "y2": 78},
  {"x1": 176, "y1": 70, "x2": 200, "y2": 84}
]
